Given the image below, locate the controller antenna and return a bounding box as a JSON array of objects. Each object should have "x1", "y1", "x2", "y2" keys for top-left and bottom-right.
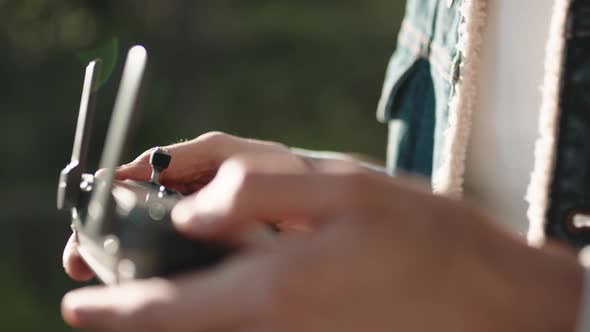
[{"x1": 149, "y1": 147, "x2": 171, "y2": 185}]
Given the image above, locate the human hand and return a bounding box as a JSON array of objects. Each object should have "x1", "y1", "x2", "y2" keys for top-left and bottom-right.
[
  {"x1": 62, "y1": 132, "x2": 303, "y2": 281},
  {"x1": 62, "y1": 155, "x2": 583, "y2": 332},
  {"x1": 113, "y1": 132, "x2": 295, "y2": 194}
]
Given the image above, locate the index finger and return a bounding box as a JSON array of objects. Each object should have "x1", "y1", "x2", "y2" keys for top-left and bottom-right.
[{"x1": 171, "y1": 155, "x2": 389, "y2": 238}]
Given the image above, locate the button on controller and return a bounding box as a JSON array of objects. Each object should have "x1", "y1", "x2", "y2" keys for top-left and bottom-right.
[{"x1": 149, "y1": 147, "x2": 171, "y2": 186}]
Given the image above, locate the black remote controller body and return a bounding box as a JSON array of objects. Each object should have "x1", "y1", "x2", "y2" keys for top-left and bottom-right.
[
  {"x1": 57, "y1": 46, "x2": 234, "y2": 284},
  {"x1": 71, "y1": 176, "x2": 232, "y2": 284}
]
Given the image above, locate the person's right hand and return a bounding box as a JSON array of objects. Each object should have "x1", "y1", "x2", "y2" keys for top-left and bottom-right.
[
  {"x1": 61, "y1": 154, "x2": 582, "y2": 332},
  {"x1": 62, "y1": 131, "x2": 303, "y2": 282}
]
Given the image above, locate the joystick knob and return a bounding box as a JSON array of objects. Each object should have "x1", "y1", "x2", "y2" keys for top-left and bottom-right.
[{"x1": 149, "y1": 147, "x2": 171, "y2": 185}]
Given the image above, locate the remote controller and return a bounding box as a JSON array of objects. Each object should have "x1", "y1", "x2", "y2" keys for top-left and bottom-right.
[{"x1": 57, "y1": 46, "x2": 234, "y2": 284}]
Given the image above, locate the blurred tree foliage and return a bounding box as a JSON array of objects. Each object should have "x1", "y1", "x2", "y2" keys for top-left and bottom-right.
[{"x1": 0, "y1": 0, "x2": 405, "y2": 330}]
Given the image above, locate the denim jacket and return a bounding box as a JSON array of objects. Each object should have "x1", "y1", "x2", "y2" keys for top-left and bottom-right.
[
  {"x1": 378, "y1": 0, "x2": 590, "y2": 249},
  {"x1": 378, "y1": 0, "x2": 461, "y2": 180}
]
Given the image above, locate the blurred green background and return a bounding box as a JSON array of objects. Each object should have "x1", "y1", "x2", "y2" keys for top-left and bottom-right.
[{"x1": 0, "y1": 0, "x2": 404, "y2": 330}]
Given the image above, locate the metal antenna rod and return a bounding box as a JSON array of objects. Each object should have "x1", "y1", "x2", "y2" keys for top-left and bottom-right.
[
  {"x1": 86, "y1": 46, "x2": 147, "y2": 236},
  {"x1": 72, "y1": 60, "x2": 102, "y2": 167},
  {"x1": 57, "y1": 60, "x2": 102, "y2": 211}
]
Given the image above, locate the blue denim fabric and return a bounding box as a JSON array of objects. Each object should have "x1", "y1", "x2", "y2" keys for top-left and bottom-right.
[
  {"x1": 377, "y1": 0, "x2": 462, "y2": 177},
  {"x1": 545, "y1": 0, "x2": 590, "y2": 248},
  {"x1": 387, "y1": 59, "x2": 436, "y2": 176}
]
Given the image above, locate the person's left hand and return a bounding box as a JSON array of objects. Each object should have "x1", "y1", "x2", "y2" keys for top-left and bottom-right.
[{"x1": 61, "y1": 155, "x2": 583, "y2": 332}]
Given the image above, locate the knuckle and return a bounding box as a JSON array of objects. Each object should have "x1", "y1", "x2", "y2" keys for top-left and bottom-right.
[
  {"x1": 220, "y1": 156, "x2": 252, "y2": 183},
  {"x1": 197, "y1": 131, "x2": 229, "y2": 144},
  {"x1": 265, "y1": 141, "x2": 290, "y2": 154},
  {"x1": 215, "y1": 156, "x2": 255, "y2": 209},
  {"x1": 230, "y1": 164, "x2": 258, "y2": 201},
  {"x1": 229, "y1": 154, "x2": 259, "y2": 172}
]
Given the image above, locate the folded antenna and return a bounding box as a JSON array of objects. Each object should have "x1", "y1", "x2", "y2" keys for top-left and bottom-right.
[
  {"x1": 57, "y1": 60, "x2": 102, "y2": 211},
  {"x1": 86, "y1": 46, "x2": 147, "y2": 236}
]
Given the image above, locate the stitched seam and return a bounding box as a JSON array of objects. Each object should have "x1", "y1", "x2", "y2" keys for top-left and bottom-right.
[
  {"x1": 397, "y1": 31, "x2": 455, "y2": 89},
  {"x1": 397, "y1": 33, "x2": 428, "y2": 58},
  {"x1": 401, "y1": 19, "x2": 455, "y2": 68},
  {"x1": 400, "y1": 20, "x2": 453, "y2": 63},
  {"x1": 401, "y1": 19, "x2": 432, "y2": 48}
]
